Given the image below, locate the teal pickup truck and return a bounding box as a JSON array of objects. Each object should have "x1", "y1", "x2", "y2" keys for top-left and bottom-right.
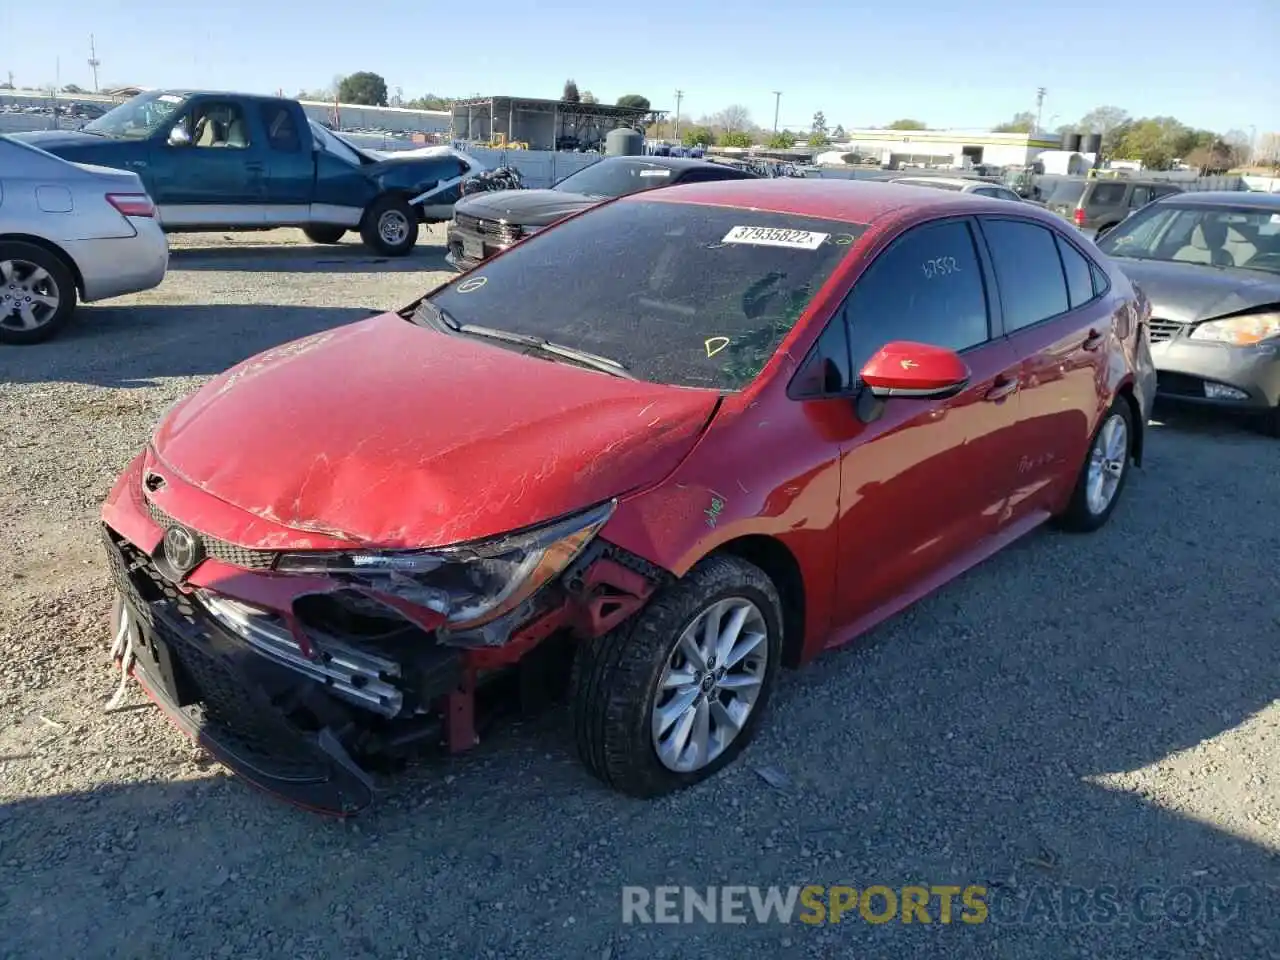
[{"x1": 12, "y1": 90, "x2": 484, "y2": 256}]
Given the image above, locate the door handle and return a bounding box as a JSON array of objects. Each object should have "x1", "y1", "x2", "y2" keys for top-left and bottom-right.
[
  {"x1": 984, "y1": 375, "x2": 1019, "y2": 402},
  {"x1": 1082, "y1": 329, "x2": 1104, "y2": 351},
  {"x1": 244, "y1": 161, "x2": 265, "y2": 172}
]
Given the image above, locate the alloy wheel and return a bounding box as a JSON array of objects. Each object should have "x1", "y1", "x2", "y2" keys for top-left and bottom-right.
[
  {"x1": 1086, "y1": 412, "x2": 1128, "y2": 515},
  {"x1": 651, "y1": 597, "x2": 770, "y2": 773},
  {"x1": 0, "y1": 259, "x2": 61, "y2": 332}
]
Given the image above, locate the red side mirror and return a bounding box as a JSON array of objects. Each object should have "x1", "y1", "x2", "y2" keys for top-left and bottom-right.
[{"x1": 859, "y1": 341, "x2": 971, "y2": 400}]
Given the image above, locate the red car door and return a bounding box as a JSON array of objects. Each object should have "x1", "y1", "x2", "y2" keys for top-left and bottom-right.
[
  {"x1": 976, "y1": 217, "x2": 1117, "y2": 520},
  {"x1": 824, "y1": 217, "x2": 1026, "y2": 638}
]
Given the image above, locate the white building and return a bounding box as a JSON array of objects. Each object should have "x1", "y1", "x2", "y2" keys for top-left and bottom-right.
[{"x1": 834, "y1": 128, "x2": 1066, "y2": 169}]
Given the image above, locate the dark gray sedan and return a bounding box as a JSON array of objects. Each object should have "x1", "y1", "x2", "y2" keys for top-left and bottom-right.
[
  {"x1": 444, "y1": 156, "x2": 759, "y2": 271},
  {"x1": 1096, "y1": 191, "x2": 1280, "y2": 435}
]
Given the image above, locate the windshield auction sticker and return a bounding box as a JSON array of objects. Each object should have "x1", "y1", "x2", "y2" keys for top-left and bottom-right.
[{"x1": 721, "y1": 226, "x2": 830, "y2": 250}]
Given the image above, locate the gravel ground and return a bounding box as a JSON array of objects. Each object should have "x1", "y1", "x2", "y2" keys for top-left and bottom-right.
[{"x1": 1, "y1": 227, "x2": 1277, "y2": 960}]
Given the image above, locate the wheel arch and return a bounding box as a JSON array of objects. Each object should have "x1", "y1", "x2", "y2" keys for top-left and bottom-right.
[
  {"x1": 1115, "y1": 381, "x2": 1144, "y2": 467},
  {"x1": 0, "y1": 233, "x2": 85, "y2": 297},
  {"x1": 712, "y1": 534, "x2": 806, "y2": 669}
]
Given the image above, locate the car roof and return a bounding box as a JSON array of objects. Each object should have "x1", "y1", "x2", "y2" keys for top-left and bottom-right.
[
  {"x1": 1152, "y1": 190, "x2": 1280, "y2": 210},
  {"x1": 631, "y1": 177, "x2": 1053, "y2": 225},
  {"x1": 160, "y1": 89, "x2": 286, "y2": 103},
  {"x1": 597, "y1": 155, "x2": 744, "y2": 172},
  {"x1": 892, "y1": 176, "x2": 986, "y2": 189}
]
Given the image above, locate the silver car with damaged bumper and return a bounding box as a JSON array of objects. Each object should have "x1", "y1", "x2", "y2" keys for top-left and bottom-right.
[
  {"x1": 1097, "y1": 191, "x2": 1280, "y2": 436},
  {"x1": 0, "y1": 134, "x2": 168, "y2": 345}
]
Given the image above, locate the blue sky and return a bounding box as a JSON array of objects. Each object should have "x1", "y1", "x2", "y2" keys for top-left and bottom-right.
[{"x1": 3, "y1": 0, "x2": 1276, "y2": 137}]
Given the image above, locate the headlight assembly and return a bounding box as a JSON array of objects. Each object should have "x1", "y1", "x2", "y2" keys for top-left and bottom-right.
[
  {"x1": 275, "y1": 500, "x2": 616, "y2": 631},
  {"x1": 1189, "y1": 311, "x2": 1280, "y2": 346}
]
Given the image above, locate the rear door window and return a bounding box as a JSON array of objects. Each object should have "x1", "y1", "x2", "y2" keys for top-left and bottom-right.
[
  {"x1": 1087, "y1": 183, "x2": 1126, "y2": 207},
  {"x1": 1129, "y1": 186, "x2": 1155, "y2": 209},
  {"x1": 979, "y1": 218, "x2": 1071, "y2": 331},
  {"x1": 840, "y1": 218, "x2": 991, "y2": 373}
]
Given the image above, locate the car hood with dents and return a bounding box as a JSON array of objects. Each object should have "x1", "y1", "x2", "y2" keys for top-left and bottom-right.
[
  {"x1": 454, "y1": 189, "x2": 600, "y2": 228},
  {"x1": 1110, "y1": 258, "x2": 1280, "y2": 323},
  {"x1": 149, "y1": 312, "x2": 719, "y2": 549}
]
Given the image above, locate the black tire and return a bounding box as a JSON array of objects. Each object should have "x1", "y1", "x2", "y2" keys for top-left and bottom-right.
[
  {"x1": 1260, "y1": 405, "x2": 1280, "y2": 439},
  {"x1": 303, "y1": 225, "x2": 346, "y2": 244},
  {"x1": 571, "y1": 553, "x2": 783, "y2": 798},
  {"x1": 0, "y1": 240, "x2": 78, "y2": 345},
  {"x1": 1054, "y1": 397, "x2": 1135, "y2": 533},
  {"x1": 359, "y1": 195, "x2": 419, "y2": 257}
]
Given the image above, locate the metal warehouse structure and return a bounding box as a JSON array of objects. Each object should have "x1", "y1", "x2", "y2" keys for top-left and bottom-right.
[
  {"x1": 451, "y1": 96, "x2": 666, "y2": 152},
  {"x1": 837, "y1": 128, "x2": 1065, "y2": 169}
]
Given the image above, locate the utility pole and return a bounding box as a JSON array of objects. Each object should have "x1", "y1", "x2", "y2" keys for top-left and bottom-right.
[
  {"x1": 87, "y1": 34, "x2": 101, "y2": 93},
  {"x1": 1034, "y1": 86, "x2": 1047, "y2": 133},
  {"x1": 673, "y1": 89, "x2": 683, "y2": 139},
  {"x1": 772, "y1": 91, "x2": 782, "y2": 133}
]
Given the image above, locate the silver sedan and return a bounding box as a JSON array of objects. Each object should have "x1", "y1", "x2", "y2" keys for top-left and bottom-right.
[{"x1": 0, "y1": 135, "x2": 168, "y2": 344}]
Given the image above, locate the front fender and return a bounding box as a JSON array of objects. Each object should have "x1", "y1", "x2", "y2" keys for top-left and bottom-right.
[{"x1": 601, "y1": 395, "x2": 843, "y2": 662}]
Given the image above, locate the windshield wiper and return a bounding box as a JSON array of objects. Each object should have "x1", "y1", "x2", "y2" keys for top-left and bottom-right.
[
  {"x1": 410, "y1": 300, "x2": 461, "y2": 331},
  {"x1": 457, "y1": 323, "x2": 634, "y2": 379}
]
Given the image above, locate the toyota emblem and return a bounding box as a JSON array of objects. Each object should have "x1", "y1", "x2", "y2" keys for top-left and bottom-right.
[{"x1": 163, "y1": 524, "x2": 203, "y2": 574}]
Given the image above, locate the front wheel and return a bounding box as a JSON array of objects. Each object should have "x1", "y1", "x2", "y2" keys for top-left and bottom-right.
[
  {"x1": 1054, "y1": 398, "x2": 1135, "y2": 532},
  {"x1": 571, "y1": 554, "x2": 783, "y2": 798},
  {"x1": 359, "y1": 195, "x2": 419, "y2": 257}
]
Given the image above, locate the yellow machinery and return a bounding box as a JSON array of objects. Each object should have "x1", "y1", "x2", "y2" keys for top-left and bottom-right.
[{"x1": 488, "y1": 132, "x2": 530, "y2": 150}]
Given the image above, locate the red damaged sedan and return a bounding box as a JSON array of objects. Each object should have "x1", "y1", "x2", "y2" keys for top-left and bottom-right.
[{"x1": 102, "y1": 179, "x2": 1156, "y2": 814}]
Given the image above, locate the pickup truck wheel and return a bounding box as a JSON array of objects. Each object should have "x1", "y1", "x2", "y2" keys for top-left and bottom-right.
[
  {"x1": 360, "y1": 196, "x2": 419, "y2": 257},
  {"x1": 303, "y1": 225, "x2": 346, "y2": 244},
  {"x1": 0, "y1": 241, "x2": 78, "y2": 345}
]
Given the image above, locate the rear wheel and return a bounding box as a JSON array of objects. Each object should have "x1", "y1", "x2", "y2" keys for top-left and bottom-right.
[
  {"x1": 0, "y1": 241, "x2": 78, "y2": 345},
  {"x1": 360, "y1": 195, "x2": 419, "y2": 257},
  {"x1": 303, "y1": 225, "x2": 346, "y2": 244},
  {"x1": 571, "y1": 554, "x2": 782, "y2": 798},
  {"x1": 1054, "y1": 398, "x2": 1134, "y2": 532}
]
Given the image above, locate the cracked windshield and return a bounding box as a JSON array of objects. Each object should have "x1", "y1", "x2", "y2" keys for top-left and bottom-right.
[{"x1": 427, "y1": 199, "x2": 863, "y2": 389}]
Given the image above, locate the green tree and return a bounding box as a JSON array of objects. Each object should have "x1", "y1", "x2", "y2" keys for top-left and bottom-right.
[
  {"x1": 616, "y1": 94, "x2": 650, "y2": 110},
  {"x1": 719, "y1": 130, "x2": 752, "y2": 148},
  {"x1": 405, "y1": 93, "x2": 452, "y2": 111},
  {"x1": 581, "y1": 90, "x2": 598, "y2": 104},
  {"x1": 807, "y1": 130, "x2": 830, "y2": 148},
  {"x1": 1111, "y1": 116, "x2": 1195, "y2": 169},
  {"x1": 767, "y1": 131, "x2": 796, "y2": 149},
  {"x1": 337, "y1": 71, "x2": 388, "y2": 106},
  {"x1": 61, "y1": 83, "x2": 85, "y2": 94},
  {"x1": 812, "y1": 110, "x2": 828, "y2": 137},
  {"x1": 831, "y1": 124, "x2": 846, "y2": 139},
  {"x1": 682, "y1": 126, "x2": 715, "y2": 147},
  {"x1": 562, "y1": 79, "x2": 580, "y2": 102},
  {"x1": 887, "y1": 118, "x2": 926, "y2": 130},
  {"x1": 993, "y1": 111, "x2": 1036, "y2": 133}
]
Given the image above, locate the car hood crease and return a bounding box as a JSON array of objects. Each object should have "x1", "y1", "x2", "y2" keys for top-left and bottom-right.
[{"x1": 150, "y1": 313, "x2": 720, "y2": 549}]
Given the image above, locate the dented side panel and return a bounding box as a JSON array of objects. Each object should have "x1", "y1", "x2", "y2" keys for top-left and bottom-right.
[{"x1": 601, "y1": 385, "x2": 845, "y2": 665}]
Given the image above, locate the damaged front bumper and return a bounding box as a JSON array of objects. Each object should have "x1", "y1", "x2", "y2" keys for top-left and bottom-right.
[
  {"x1": 99, "y1": 452, "x2": 665, "y2": 814},
  {"x1": 104, "y1": 528, "x2": 464, "y2": 815}
]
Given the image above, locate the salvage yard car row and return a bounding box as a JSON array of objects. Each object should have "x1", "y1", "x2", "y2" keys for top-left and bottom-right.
[{"x1": 4, "y1": 97, "x2": 1280, "y2": 816}]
